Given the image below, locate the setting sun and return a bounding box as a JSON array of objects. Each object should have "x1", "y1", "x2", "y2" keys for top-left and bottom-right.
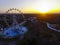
[
  {"x1": 34, "y1": 5, "x2": 51, "y2": 13},
  {"x1": 32, "y1": 0, "x2": 59, "y2": 13},
  {"x1": 32, "y1": 2, "x2": 53, "y2": 13}
]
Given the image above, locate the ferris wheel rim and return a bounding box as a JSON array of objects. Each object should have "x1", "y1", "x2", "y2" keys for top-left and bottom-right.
[{"x1": 4, "y1": 8, "x2": 25, "y2": 27}]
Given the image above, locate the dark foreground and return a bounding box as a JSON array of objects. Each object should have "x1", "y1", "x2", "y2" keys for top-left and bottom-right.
[{"x1": 0, "y1": 13, "x2": 60, "y2": 45}]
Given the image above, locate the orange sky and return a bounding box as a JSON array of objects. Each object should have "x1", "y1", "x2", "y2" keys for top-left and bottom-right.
[{"x1": 22, "y1": 8, "x2": 60, "y2": 13}]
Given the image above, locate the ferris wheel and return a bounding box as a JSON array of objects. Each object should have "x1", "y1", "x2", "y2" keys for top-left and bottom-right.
[
  {"x1": 4, "y1": 8, "x2": 25, "y2": 27},
  {"x1": 0, "y1": 8, "x2": 28, "y2": 38}
]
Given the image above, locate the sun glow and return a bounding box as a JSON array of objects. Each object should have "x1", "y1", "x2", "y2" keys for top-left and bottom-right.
[
  {"x1": 21, "y1": 0, "x2": 60, "y2": 14},
  {"x1": 32, "y1": 1, "x2": 57, "y2": 13},
  {"x1": 36, "y1": 5, "x2": 51, "y2": 13}
]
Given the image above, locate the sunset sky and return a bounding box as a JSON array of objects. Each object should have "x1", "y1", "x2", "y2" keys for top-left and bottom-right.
[{"x1": 0, "y1": 0, "x2": 60, "y2": 13}]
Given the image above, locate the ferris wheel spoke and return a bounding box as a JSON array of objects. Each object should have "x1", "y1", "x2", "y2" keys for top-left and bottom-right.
[{"x1": 12, "y1": 15, "x2": 18, "y2": 26}]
